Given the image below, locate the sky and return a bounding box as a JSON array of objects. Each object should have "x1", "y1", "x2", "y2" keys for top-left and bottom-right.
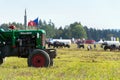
[{"x1": 0, "y1": 0, "x2": 120, "y2": 29}]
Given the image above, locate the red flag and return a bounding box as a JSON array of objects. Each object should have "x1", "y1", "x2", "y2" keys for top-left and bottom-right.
[
  {"x1": 28, "y1": 21, "x2": 36, "y2": 26},
  {"x1": 28, "y1": 18, "x2": 38, "y2": 27}
]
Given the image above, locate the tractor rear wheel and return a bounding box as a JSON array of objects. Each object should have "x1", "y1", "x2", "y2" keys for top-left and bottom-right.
[
  {"x1": 104, "y1": 46, "x2": 107, "y2": 51},
  {"x1": 0, "y1": 58, "x2": 3, "y2": 65},
  {"x1": 28, "y1": 49, "x2": 50, "y2": 68}
]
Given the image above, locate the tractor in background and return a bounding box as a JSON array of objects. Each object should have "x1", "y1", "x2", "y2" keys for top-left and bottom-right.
[{"x1": 101, "y1": 41, "x2": 120, "y2": 51}]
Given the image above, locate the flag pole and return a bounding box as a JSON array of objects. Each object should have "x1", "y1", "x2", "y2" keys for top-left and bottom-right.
[{"x1": 37, "y1": 17, "x2": 39, "y2": 30}]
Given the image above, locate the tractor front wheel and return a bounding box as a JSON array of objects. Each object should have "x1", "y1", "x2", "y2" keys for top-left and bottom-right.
[
  {"x1": 0, "y1": 58, "x2": 3, "y2": 65},
  {"x1": 28, "y1": 49, "x2": 50, "y2": 68}
]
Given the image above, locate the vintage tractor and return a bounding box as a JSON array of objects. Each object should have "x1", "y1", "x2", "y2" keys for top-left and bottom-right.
[
  {"x1": 0, "y1": 27, "x2": 57, "y2": 67},
  {"x1": 101, "y1": 41, "x2": 120, "y2": 51}
]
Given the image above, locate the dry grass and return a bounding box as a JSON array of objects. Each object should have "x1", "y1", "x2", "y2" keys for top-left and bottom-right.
[{"x1": 0, "y1": 44, "x2": 120, "y2": 80}]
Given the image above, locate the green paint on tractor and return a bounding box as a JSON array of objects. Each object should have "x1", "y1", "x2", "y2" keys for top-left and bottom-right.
[{"x1": 0, "y1": 28, "x2": 56, "y2": 67}]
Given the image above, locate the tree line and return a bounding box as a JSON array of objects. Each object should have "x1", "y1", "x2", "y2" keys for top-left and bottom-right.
[{"x1": 0, "y1": 20, "x2": 120, "y2": 41}]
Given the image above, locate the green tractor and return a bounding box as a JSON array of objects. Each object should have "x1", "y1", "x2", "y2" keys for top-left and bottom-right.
[{"x1": 0, "y1": 26, "x2": 57, "y2": 67}]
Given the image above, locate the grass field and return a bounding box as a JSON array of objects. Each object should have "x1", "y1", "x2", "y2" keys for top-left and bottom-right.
[{"x1": 0, "y1": 44, "x2": 120, "y2": 80}]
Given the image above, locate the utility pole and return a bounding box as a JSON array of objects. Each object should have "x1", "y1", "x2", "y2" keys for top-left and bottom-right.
[{"x1": 24, "y1": 9, "x2": 27, "y2": 30}]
